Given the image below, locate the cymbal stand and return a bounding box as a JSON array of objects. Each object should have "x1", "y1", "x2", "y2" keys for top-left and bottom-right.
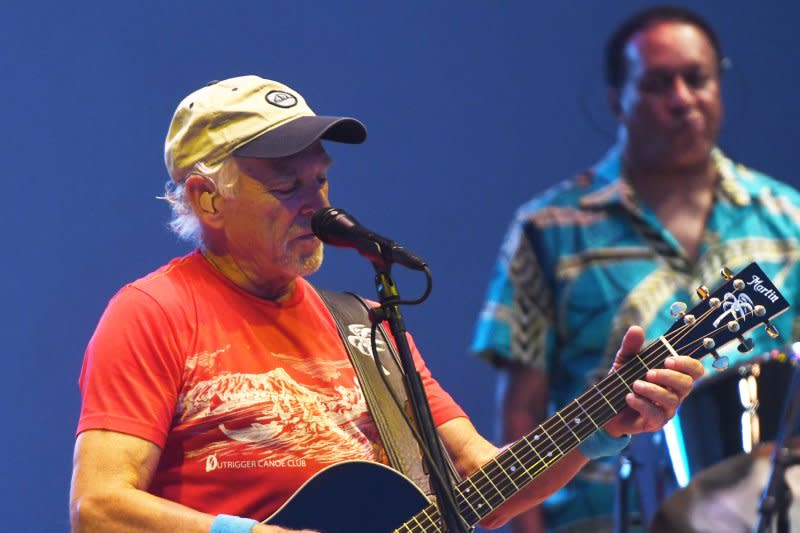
[{"x1": 755, "y1": 363, "x2": 800, "y2": 533}]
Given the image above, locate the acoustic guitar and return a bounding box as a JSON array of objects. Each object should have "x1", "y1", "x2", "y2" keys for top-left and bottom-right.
[{"x1": 264, "y1": 263, "x2": 789, "y2": 532}]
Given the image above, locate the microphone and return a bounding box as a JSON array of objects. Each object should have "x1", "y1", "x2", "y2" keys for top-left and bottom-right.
[{"x1": 311, "y1": 207, "x2": 427, "y2": 271}]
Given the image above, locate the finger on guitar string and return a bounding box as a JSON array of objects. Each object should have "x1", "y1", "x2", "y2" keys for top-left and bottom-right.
[
  {"x1": 635, "y1": 356, "x2": 702, "y2": 398},
  {"x1": 608, "y1": 326, "x2": 646, "y2": 372},
  {"x1": 663, "y1": 355, "x2": 706, "y2": 380},
  {"x1": 624, "y1": 393, "x2": 674, "y2": 430},
  {"x1": 632, "y1": 380, "x2": 681, "y2": 411}
]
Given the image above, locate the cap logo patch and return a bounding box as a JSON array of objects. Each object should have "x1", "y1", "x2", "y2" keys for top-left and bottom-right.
[{"x1": 265, "y1": 90, "x2": 297, "y2": 108}]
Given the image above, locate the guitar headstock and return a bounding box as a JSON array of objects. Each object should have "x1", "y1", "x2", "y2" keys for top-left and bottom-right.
[{"x1": 665, "y1": 263, "x2": 790, "y2": 369}]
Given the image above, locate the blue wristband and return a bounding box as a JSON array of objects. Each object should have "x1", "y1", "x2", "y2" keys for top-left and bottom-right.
[
  {"x1": 210, "y1": 514, "x2": 258, "y2": 533},
  {"x1": 578, "y1": 428, "x2": 631, "y2": 459}
]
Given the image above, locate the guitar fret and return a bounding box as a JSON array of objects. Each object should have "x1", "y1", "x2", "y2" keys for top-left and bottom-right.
[
  {"x1": 506, "y1": 446, "x2": 533, "y2": 479},
  {"x1": 456, "y1": 503, "x2": 480, "y2": 528},
  {"x1": 482, "y1": 461, "x2": 515, "y2": 507},
  {"x1": 599, "y1": 376, "x2": 628, "y2": 413},
  {"x1": 576, "y1": 379, "x2": 622, "y2": 428},
  {"x1": 636, "y1": 352, "x2": 650, "y2": 370},
  {"x1": 492, "y1": 456, "x2": 520, "y2": 490},
  {"x1": 552, "y1": 403, "x2": 599, "y2": 452},
  {"x1": 522, "y1": 434, "x2": 550, "y2": 468},
  {"x1": 417, "y1": 507, "x2": 439, "y2": 533},
  {"x1": 464, "y1": 476, "x2": 492, "y2": 511},
  {"x1": 455, "y1": 480, "x2": 481, "y2": 519},
  {"x1": 573, "y1": 398, "x2": 599, "y2": 429},
  {"x1": 399, "y1": 501, "x2": 444, "y2": 533},
  {"x1": 539, "y1": 425, "x2": 563, "y2": 455},
  {"x1": 593, "y1": 383, "x2": 616, "y2": 411},
  {"x1": 613, "y1": 371, "x2": 633, "y2": 393},
  {"x1": 555, "y1": 411, "x2": 581, "y2": 442},
  {"x1": 472, "y1": 468, "x2": 507, "y2": 506}
]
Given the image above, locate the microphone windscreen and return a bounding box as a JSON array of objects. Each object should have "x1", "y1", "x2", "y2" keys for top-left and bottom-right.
[{"x1": 312, "y1": 207, "x2": 359, "y2": 245}]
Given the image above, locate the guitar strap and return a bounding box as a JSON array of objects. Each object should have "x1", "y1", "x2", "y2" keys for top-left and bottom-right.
[{"x1": 315, "y1": 287, "x2": 436, "y2": 499}]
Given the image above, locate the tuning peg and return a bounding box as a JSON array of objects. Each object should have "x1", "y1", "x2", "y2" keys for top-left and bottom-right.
[
  {"x1": 670, "y1": 301, "x2": 687, "y2": 318},
  {"x1": 733, "y1": 278, "x2": 745, "y2": 291},
  {"x1": 704, "y1": 338, "x2": 729, "y2": 371},
  {"x1": 765, "y1": 320, "x2": 780, "y2": 339},
  {"x1": 727, "y1": 320, "x2": 753, "y2": 352},
  {"x1": 696, "y1": 286, "x2": 710, "y2": 299},
  {"x1": 671, "y1": 302, "x2": 696, "y2": 325},
  {"x1": 737, "y1": 335, "x2": 755, "y2": 353},
  {"x1": 713, "y1": 355, "x2": 730, "y2": 370},
  {"x1": 721, "y1": 266, "x2": 734, "y2": 280},
  {"x1": 755, "y1": 305, "x2": 780, "y2": 338},
  {"x1": 709, "y1": 297, "x2": 721, "y2": 309}
]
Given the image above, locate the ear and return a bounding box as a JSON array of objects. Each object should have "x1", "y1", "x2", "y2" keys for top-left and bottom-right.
[{"x1": 185, "y1": 175, "x2": 224, "y2": 228}]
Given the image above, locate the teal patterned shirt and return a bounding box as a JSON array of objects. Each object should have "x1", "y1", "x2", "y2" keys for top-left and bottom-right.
[{"x1": 471, "y1": 145, "x2": 800, "y2": 531}]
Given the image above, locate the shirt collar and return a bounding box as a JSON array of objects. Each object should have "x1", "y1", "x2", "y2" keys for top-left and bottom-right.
[{"x1": 578, "y1": 145, "x2": 753, "y2": 211}]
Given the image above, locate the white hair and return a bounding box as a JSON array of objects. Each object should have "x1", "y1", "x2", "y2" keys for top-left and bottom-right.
[{"x1": 161, "y1": 157, "x2": 240, "y2": 245}]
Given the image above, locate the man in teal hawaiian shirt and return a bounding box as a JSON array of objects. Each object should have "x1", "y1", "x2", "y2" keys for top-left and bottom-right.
[{"x1": 472, "y1": 5, "x2": 800, "y2": 533}]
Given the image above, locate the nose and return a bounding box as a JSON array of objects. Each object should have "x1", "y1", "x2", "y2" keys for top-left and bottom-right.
[
  {"x1": 668, "y1": 76, "x2": 694, "y2": 110},
  {"x1": 299, "y1": 181, "x2": 329, "y2": 218}
]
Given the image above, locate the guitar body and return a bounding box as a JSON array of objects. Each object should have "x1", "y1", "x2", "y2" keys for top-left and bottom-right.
[{"x1": 263, "y1": 461, "x2": 432, "y2": 532}]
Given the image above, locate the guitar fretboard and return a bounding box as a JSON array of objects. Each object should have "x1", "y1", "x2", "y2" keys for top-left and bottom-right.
[
  {"x1": 395, "y1": 330, "x2": 696, "y2": 532},
  {"x1": 391, "y1": 261, "x2": 789, "y2": 533},
  {"x1": 269, "y1": 263, "x2": 789, "y2": 533}
]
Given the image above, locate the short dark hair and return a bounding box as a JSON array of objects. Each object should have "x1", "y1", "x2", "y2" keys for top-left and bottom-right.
[{"x1": 604, "y1": 5, "x2": 724, "y2": 89}]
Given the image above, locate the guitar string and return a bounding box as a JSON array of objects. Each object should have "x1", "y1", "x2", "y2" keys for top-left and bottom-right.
[
  {"x1": 394, "y1": 330, "x2": 686, "y2": 533},
  {"x1": 397, "y1": 321, "x2": 701, "y2": 533},
  {"x1": 466, "y1": 308, "x2": 718, "y2": 508},
  {"x1": 440, "y1": 304, "x2": 752, "y2": 525},
  {"x1": 400, "y1": 311, "x2": 718, "y2": 533},
  {"x1": 453, "y1": 339, "x2": 679, "y2": 522},
  {"x1": 462, "y1": 305, "x2": 752, "y2": 520},
  {"x1": 402, "y1": 328, "x2": 720, "y2": 533},
  {"x1": 401, "y1": 301, "x2": 762, "y2": 531}
]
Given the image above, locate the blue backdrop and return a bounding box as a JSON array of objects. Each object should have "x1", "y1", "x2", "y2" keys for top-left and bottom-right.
[{"x1": 3, "y1": 1, "x2": 799, "y2": 531}]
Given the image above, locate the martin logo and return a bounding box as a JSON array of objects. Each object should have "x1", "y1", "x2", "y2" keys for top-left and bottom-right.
[
  {"x1": 266, "y1": 90, "x2": 298, "y2": 108},
  {"x1": 748, "y1": 274, "x2": 780, "y2": 303}
]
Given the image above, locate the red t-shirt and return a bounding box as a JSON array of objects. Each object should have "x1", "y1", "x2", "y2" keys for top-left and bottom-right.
[{"x1": 77, "y1": 251, "x2": 466, "y2": 521}]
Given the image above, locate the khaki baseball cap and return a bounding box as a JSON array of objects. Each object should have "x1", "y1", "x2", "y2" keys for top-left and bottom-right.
[{"x1": 164, "y1": 75, "x2": 367, "y2": 183}]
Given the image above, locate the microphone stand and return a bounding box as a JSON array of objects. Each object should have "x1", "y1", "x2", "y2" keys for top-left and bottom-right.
[
  {"x1": 755, "y1": 362, "x2": 800, "y2": 533},
  {"x1": 370, "y1": 264, "x2": 469, "y2": 533}
]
